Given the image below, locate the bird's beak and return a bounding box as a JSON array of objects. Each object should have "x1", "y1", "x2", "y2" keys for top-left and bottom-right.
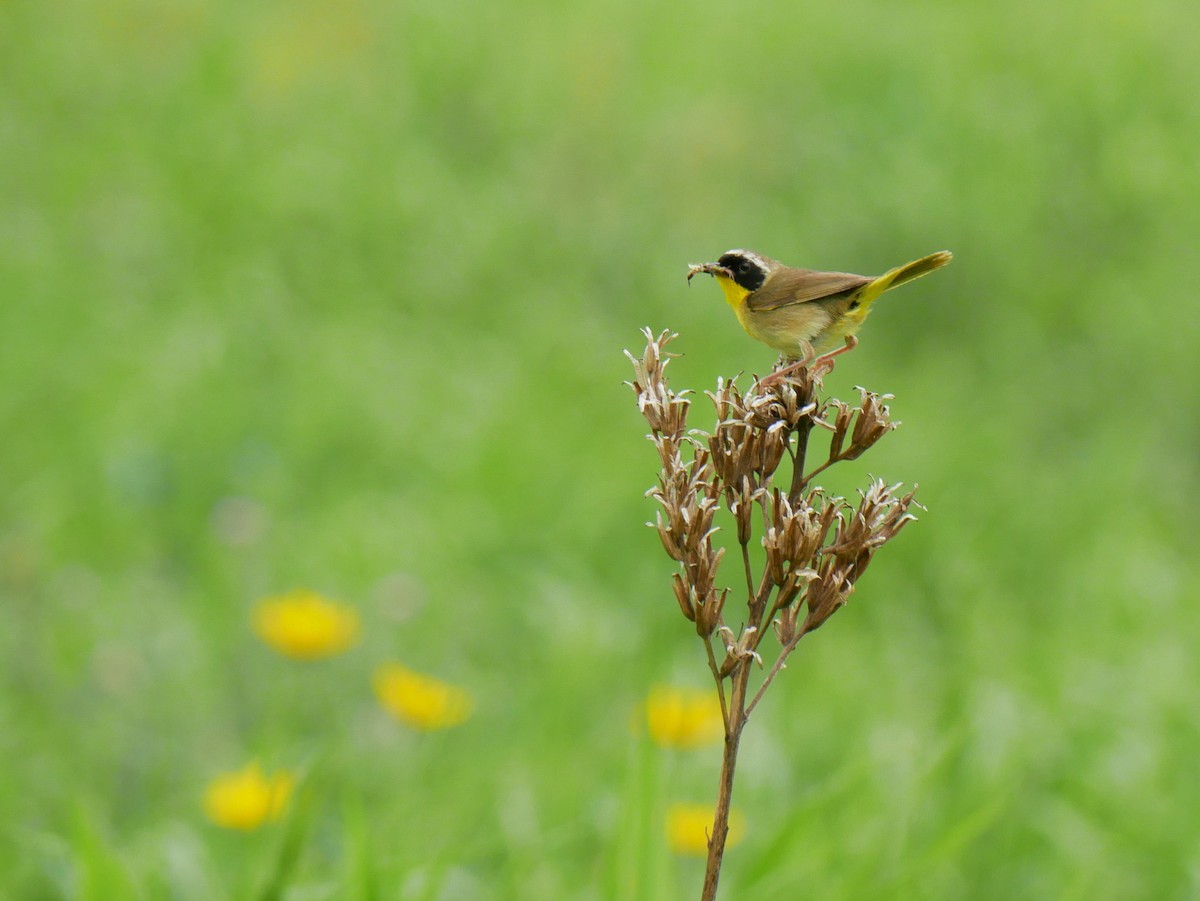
[{"x1": 686, "y1": 262, "x2": 732, "y2": 282}]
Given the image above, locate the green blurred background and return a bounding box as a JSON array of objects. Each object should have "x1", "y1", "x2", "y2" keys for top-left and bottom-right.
[{"x1": 3, "y1": 0, "x2": 1199, "y2": 896}]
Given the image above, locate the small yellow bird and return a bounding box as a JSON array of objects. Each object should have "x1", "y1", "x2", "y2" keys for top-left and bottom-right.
[{"x1": 687, "y1": 249, "x2": 952, "y2": 364}]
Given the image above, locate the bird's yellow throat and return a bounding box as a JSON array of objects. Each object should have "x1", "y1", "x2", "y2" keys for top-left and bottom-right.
[{"x1": 714, "y1": 274, "x2": 753, "y2": 330}]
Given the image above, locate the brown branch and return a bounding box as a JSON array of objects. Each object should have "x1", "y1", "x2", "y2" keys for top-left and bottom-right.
[
  {"x1": 787, "y1": 416, "x2": 815, "y2": 507},
  {"x1": 704, "y1": 637, "x2": 729, "y2": 730},
  {"x1": 745, "y1": 622, "x2": 810, "y2": 719},
  {"x1": 701, "y1": 662, "x2": 750, "y2": 901},
  {"x1": 739, "y1": 539, "x2": 755, "y2": 604}
]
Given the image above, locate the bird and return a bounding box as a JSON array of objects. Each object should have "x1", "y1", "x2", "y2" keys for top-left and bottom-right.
[{"x1": 687, "y1": 248, "x2": 952, "y2": 373}]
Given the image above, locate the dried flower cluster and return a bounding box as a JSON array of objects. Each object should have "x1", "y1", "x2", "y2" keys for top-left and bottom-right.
[{"x1": 626, "y1": 328, "x2": 922, "y2": 901}]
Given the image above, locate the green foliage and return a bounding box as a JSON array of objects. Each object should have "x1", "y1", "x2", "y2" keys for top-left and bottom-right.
[{"x1": 2, "y1": 0, "x2": 1198, "y2": 896}]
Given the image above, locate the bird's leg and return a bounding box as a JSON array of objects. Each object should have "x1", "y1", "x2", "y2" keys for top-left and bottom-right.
[
  {"x1": 759, "y1": 335, "x2": 859, "y2": 387},
  {"x1": 811, "y1": 334, "x2": 859, "y2": 368},
  {"x1": 760, "y1": 353, "x2": 812, "y2": 388}
]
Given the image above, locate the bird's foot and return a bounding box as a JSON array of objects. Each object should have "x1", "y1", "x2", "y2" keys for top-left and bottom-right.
[{"x1": 758, "y1": 335, "x2": 858, "y2": 388}]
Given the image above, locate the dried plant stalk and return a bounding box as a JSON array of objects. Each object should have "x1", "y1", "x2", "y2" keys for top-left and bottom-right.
[{"x1": 626, "y1": 328, "x2": 922, "y2": 901}]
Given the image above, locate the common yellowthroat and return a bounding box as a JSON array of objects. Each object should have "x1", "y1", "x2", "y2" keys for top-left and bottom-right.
[{"x1": 687, "y1": 249, "x2": 953, "y2": 363}]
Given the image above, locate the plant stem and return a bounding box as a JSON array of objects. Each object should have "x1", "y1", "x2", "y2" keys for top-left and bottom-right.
[
  {"x1": 745, "y1": 621, "x2": 810, "y2": 718},
  {"x1": 787, "y1": 417, "x2": 815, "y2": 506},
  {"x1": 704, "y1": 639, "x2": 729, "y2": 727},
  {"x1": 739, "y1": 539, "x2": 755, "y2": 602},
  {"x1": 700, "y1": 663, "x2": 750, "y2": 901}
]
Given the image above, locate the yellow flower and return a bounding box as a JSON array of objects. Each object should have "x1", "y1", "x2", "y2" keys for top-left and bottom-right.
[
  {"x1": 253, "y1": 589, "x2": 359, "y2": 660},
  {"x1": 203, "y1": 762, "x2": 294, "y2": 831},
  {"x1": 373, "y1": 663, "x2": 473, "y2": 731},
  {"x1": 665, "y1": 803, "x2": 745, "y2": 856},
  {"x1": 642, "y1": 685, "x2": 724, "y2": 749}
]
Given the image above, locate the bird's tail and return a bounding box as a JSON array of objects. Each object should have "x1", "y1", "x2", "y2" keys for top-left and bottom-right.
[{"x1": 871, "y1": 250, "x2": 953, "y2": 297}]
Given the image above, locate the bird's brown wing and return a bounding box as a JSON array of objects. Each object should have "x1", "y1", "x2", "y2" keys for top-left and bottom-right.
[{"x1": 744, "y1": 269, "x2": 872, "y2": 312}]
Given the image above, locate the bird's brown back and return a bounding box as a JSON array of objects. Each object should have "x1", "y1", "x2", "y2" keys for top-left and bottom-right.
[{"x1": 744, "y1": 269, "x2": 872, "y2": 313}]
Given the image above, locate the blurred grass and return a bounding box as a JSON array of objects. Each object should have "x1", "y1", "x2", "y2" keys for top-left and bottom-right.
[{"x1": 2, "y1": 0, "x2": 1199, "y2": 896}]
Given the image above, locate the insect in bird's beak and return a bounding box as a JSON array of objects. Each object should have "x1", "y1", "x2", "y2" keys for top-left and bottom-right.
[{"x1": 686, "y1": 262, "x2": 731, "y2": 282}]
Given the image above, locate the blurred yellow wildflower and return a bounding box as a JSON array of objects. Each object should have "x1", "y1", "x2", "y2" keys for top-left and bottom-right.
[
  {"x1": 203, "y1": 762, "x2": 294, "y2": 831},
  {"x1": 641, "y1": 685, "x2": 724, "y2": 749},
  {"x1": 373, "y1": 663, "x2": 473, "y2": 731},
  {"x1": 665, "y1": 803, "x2": 745, "y2": 856},
  {"x1": 253, "y1": 589, "x2": 359, "y2": 660}
]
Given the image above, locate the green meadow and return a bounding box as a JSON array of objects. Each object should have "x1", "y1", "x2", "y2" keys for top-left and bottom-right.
[{"x1": 3, "y1": 0, "x2": 1199, "y2": 896}]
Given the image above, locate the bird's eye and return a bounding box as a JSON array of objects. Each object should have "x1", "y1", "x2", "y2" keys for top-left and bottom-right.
[{"x1": 735, "y1": 260, "x2": 749, "y2": 272}]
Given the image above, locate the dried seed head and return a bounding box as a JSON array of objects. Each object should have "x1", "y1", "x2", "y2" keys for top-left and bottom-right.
[
  {"x1": 800, "y1": 559, "x2": 855, "y2": 632},
  {"x1": 718, "y1": 625, "x2": 763, "y2": 669},
  {"x1": 728, "y1": 477, "x2": 760, "y2": 547},
  {"x1": 745, "y1": 379, "x2": 818, "y2": 433},
  {"x1": 823, "y1": 398, "x2": 854, "y2": 460},
  {"x1": 707, "y1": 376, "x2": 742, "y2": 424},
  {"x1": 647, "y1": 445, "x2": 719, "y2": 562},
  {"x1": 707, "y1": 418, "x2": 789, "y2": 495},
  {"x1": 625, "y1": 329, "x2": 692, "y2": 438},
  {"x1": 628, "y1": 329, "x2": 921, "y2": 657},
  {"x1": 824, "y1": 479, "x2": 921, "y2": 582},
  {"x1": 775, "y1": 565, "x2": 820, "y2": 612},
  {"x1": 844, "y1": 388, "x2": 899, "y2": 460},
  {"x1": 702, "y1": 379, "x2": 803, "y2": 496},
  {"x1": 774, "y1": 605, "x2": 799, "y2": 645},
  {"x1": 761, "y1": 490, "x2": 837, "y2": 586},
  {"x1": 671, "y1": 573, "x2": 696, "y2": 622},
  {"x1": 694, "y1": 586, "x2": 728, "y2": 638}
]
